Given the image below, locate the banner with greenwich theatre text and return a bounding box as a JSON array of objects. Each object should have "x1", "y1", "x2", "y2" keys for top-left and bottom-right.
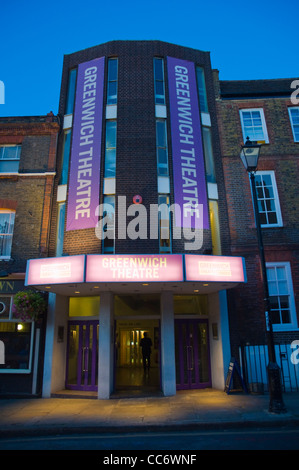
[
  {"x1": 167, "y1": 57, "x2": 209, "y2": 229},
  {"x1": 66, "y1": 57, "x2": 105, "y2": 231}
]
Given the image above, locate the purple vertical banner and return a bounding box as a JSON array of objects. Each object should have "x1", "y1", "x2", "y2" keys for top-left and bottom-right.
[
  {"x1": 66, "y1": 57, "x2": 105, "y2": 231},
  {"x1": 167, "y1": 57, "x2": 209, "y2": 229}
]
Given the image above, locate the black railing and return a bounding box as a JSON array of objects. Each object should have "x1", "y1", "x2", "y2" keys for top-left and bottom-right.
[{"x1": 239, "y1": 343, "x2": 299, "y2": 393}]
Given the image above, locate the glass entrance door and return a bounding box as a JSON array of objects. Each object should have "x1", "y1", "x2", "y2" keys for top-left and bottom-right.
[
  {"x1": 175, "y1": 319, "x2": 211, "y2": 390},
  {"x1": 118, "y1": 329, "x2": 148, "y2": 368},
  {"x1": 66, "y1": 320, "x2": 99, "y2": 391}
]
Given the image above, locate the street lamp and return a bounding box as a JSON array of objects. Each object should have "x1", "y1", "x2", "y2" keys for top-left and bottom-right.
[{"x1": 240, "y1": 137, "x2": 286, "y2": 414}]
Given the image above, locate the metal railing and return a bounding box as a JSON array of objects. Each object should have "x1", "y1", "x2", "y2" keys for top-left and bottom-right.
[{"x1": 239, "y1": 343, "x2": 299, "y2": 393}]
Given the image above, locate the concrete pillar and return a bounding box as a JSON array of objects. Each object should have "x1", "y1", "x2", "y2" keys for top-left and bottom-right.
[
  {"x1": 98, "y1": 292, "x2": 114, "y2": 399},
  {"x1": 42, "y1": 293, "x2": 68, "y2": 397},
  {"x1": 160, "y1": 291, "x2": 176, "y2": 396},
  {"x1": 218, "y1": 290, "x2": 231, "y2": 384},
  {"x1": 209, "y1": 290, "x2": 231, "y2": 390}
]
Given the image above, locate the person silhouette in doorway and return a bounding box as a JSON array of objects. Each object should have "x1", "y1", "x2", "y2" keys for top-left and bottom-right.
[{"x1": 140, "y1": 332, "x2": 152, "y2": 372}]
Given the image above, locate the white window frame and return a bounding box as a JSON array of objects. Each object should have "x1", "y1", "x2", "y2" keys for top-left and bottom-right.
[
  {"x1": 240, "y1": 108, "x2": 269, "y2": 144},
  {"x1": 266, "y1": 262, "x2": 298, "y2": 332},
  {"x1": 0, "y1": 145, "x2": 21, "y2": 173},
  {"x1": 0, "y1": 209, "x2": 15, "y2": 259},
  {"x1": 254, "y1": 171, "x2": 283, "y2": 228},
  {"x1": 288, "y1": 107, "x2": 299, "y2": 142}
]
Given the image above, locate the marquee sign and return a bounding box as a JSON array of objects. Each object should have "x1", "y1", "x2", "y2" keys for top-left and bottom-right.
[
  {"x1": 25, "y1": 255, "x2": 85, "y2": 285},
  {"x1": 167, "y1": 57, "x2": 209, "y2": 230},
  {"x1": 66, "y1": 57, "x2": 105, "y2": 231},
  {"x1": 25, "y1": 254, "x2": 246, "y2": 286},
  {"x1": 86, "y1": 254, "x2": 184, "y2": 282},
  {"x1": 184, "y1": 255, "x2": 246, "y2": 283}
]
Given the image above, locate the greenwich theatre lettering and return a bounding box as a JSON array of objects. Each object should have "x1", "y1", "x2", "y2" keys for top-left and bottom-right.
[
  {"x1": 102, "y1": 256, "x2": 167, "y2": 279},
  {"x1": 86, "y1": 254, "x2": 184, "y2": 283},
  {"x1": 66, "y1": 57, "x2": 105, "y2": 231},
  {"x1": 167, "y1": 57, "x2": 209, "y2": 230}
]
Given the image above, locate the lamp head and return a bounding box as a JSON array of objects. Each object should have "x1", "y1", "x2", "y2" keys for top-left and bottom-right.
[{"x1": 240, "y1": 137, "x2": 262, "y2": 172}]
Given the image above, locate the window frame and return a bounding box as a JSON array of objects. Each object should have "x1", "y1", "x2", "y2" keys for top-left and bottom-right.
[
  {"x1": 288, "y1": 107, "x2": 299, "y2": 142},
  {"x1": 107, "y1": 58, "x2": 118, "y2": 106},
  {"x1": 102, "y1": 195, "x2": 115, "y2": 254},
  {"x1": 240, "y1": 108, "x2": 269, "y2": 144},
  {"x1": 156, "y1": 119, "x2": 169, "y2": 176},
  {"x1": 158, "y1": 194, "x2": 172, "y2": 253},
  {"x1": 196, "y1": 66, "x2": 209, "y2": 114},
  {"x1": 154, "y1": 57, "x2": 166, "y2": 105},
  {"x1": 104, "y1": 120, "x2": 117, "y2": 178},
  {"x1": 266, "y1": 262, "x2": 298, "y2": 332},
  {"x1": 253, "y1": 170, "x2": 283, "y2": 228},
  {"x1": 59, "y1": 129, "x2": 72, "y2": 185},
  {"x1": 65, "y1": 68, "x2": 77, "y2": 115},
  {"x1": 0, "y1": 145, "x2": 21, "y2": 173},
  {"x1": 55, "y1": 202, "x2": 66, "y2": 257},
  {"x1": 0, "y1": 209, "x2": 15, "y2": 259}
]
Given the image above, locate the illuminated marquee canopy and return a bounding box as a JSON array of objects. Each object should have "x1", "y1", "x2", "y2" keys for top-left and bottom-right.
[{"x1": 25, "y1": 254, "x2": 246, "y2": 286}]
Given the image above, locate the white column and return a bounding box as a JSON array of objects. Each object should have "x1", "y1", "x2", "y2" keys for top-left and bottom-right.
[
  {"x1": 209, "y1": 290, "x2": 231, "y2": 390},
  {"x1": 42, "y1": 293, "x2": 56, "y2": 398},
  {"x1": 42, "y1": 293, "x2": 68, "y2": 397},
  {"x1": 98, "y1": 292, "x2": 114, "y2": 399},
  {"x1": 160, "y1": 291, "x2": 176, "y2": 396},
  {"x1": 219, "y1": 290, "x2": 231, "y2": 383}
]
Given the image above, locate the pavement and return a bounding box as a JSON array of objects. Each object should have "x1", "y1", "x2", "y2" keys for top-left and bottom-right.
[{"x1": 0, "y1": 389, "x2": 299, "y2": 437}]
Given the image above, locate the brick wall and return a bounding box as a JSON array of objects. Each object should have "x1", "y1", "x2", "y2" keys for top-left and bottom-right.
[
  {"x1": 0, "y1": 116, "x2": 59, "y2": 274},
  {"x1": 215, "y1": 74, "x2": 299, "y2": 350},
  {"x1": 51, "y1": 41, "x2": 230, "y2": 258}
]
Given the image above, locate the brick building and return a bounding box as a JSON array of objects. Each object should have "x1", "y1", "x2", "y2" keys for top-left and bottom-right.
[
  {"x1": 6, "y1": 41, "x2": 297, "y2": 399},
  {"x1": 25, "y1": 41, "x2": 247, "y2": 399},
  {"x1": 0, "y1": 113, "x2": 59, "y2": 395},
  {"x1": 214, "y1": 74, "x2": 299, "y2": 366}
]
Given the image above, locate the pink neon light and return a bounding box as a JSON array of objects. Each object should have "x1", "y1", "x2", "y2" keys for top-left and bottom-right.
[
  {"x1": 185, "y1": 255, "x2": 245, "y2": 283},
  {"x1": 26, "y1": 255, "x2": 85, "y2": 285},
  {"x1": 86, "y1": 254, "x2": 184, "y2": 282}
]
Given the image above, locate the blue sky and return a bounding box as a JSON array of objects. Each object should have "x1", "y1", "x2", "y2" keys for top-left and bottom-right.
[{"x1": 0, "y1": 0, "x2": 298, "y2": 117}]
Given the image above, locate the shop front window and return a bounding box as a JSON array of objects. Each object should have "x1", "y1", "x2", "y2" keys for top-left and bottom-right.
[{"x1": 0, "y1": 296, "x2": 34, "y2": 373}]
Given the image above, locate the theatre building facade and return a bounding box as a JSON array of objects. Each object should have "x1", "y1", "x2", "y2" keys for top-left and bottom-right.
[{"x1": 25, "y1": 41, "x2": 247, "y2": 399}]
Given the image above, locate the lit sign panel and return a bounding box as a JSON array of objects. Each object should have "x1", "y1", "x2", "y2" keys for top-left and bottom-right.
[
  {"x1": 86, "y1": 254, "x2": 184, "y2": 282},
  {"x1": 25, "y1": 255, "x2": 85, "y2": 285},
  {"x1": 185, "y1": 255, "x2": 246, "y2": 283}
]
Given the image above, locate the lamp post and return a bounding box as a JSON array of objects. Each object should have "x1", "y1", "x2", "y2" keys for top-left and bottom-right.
[{"x1": 240, "y1": 137, "x2": 286, "y2": 414}]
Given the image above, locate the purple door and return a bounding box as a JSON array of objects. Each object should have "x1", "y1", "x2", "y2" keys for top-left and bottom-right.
[
  {"x1": 175, "y1": 319, "x2": 211, "y2": 390},
  {"x1": 66, "y1": 320, "x2": 98, "y2": 391}
]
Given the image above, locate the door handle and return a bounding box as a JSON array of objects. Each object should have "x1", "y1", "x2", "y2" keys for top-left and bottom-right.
[
  {"x1": 189, "y1": 346, "x2": 194, "y2": 371},
  {"x1": 82, "y1": 347, "x2": 89, "y2": 372},
  {"x1": 186, "y1": 346, "x2": 194, "y2": 371}
]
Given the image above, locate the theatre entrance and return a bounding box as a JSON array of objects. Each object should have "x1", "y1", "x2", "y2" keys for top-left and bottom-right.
[
  {"x1": 175, "y1": 319, "x2": 211, "y2": 390},
  {"x1": 66, "y1": 320, "x2": 99, "y2": 391},
  {"x1": 114, "y1": 319, "x2": 161, "y2": 396}
]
